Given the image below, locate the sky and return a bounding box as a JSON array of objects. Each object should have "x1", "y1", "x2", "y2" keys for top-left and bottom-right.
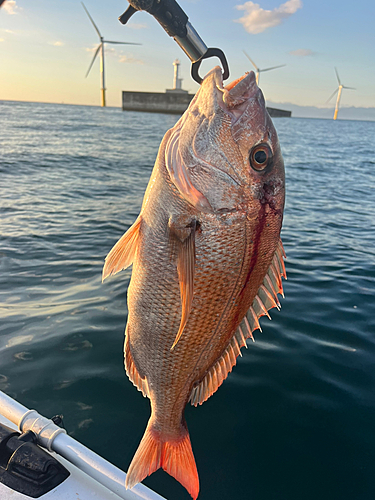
[{"x1": 0, "y1": 0, "x2": 374, "y2": 112}]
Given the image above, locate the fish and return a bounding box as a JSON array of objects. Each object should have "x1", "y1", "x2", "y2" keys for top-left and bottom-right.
[{"x1": 102, "y1": 66, "x2": 286, "y2": 499}]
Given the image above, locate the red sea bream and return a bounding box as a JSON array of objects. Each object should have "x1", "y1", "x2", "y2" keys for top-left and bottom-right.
[{"x1": 102, "y1": 66, "x2": 286, "y2": 499}]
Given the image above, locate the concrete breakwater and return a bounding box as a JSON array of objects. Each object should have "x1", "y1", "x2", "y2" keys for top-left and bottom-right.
[
  {"x1": 122, "y1": 90, "x2": 291, "y2": 117},
  {"x1": 265, "y1": 106, "x2": 292, "y2": 118},
  {"x1": 122, "y1": 90, "x2": 194, "y2": 115}
]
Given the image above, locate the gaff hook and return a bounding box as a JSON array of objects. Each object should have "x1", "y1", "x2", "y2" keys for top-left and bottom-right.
[
  {"x1": 118, "y1": 0, "x2": 229, "y2": 85},
  {"x1": 191, "y1": 48, "x2": 229, "y2": 85}
]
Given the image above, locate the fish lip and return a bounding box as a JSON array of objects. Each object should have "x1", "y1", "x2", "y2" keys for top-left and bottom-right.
[
  {"x1": 200, "y1": 65, "x2": 224, "y2": 89},
  {"x1": 215, "y1": 70, "x2": 260, "y2": 122},
  {"x1": 215, "y1": 70, "x2": 224, "y2": 92},
  {"x1": 198, "y1": 67, "x2": 259, "y2": 119}
]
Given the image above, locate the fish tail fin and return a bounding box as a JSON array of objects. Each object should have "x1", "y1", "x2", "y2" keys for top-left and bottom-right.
[
  {"x1": 162, "y1": 428, "x2": 199, "y2": 500},
  {"x1": 125, "y1": 419, "x2": 199, "y2": 500}
]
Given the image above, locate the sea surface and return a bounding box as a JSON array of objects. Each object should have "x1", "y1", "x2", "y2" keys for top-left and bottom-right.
[{"x1": 1, "y1": 100, "x2": 375, "y2": 500}]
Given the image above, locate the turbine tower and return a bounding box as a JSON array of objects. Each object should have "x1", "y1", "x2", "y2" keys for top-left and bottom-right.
[
  {"x1": 82, "y1": 2, "x2": 140, "y2": 107},
  {"x1": 326, "y1": 68, "x2": 355, "y2": 120},
  {"x1": 243, "y1": 51, "x2": 286, "y2": 85}
]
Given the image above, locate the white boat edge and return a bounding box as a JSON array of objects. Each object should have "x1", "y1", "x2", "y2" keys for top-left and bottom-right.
[{"x1": 0, "y1": 389, "x2": 166, "y2": 500}]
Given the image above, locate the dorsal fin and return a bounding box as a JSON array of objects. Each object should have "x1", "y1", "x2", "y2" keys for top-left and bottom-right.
[
  {"x1": 189, "y1": 329, "x2": 246, "y2": 407},
  {"x1": 189, "y1": 239, "x2": 286, "y2": 407},
  {"x1": 124, "y1": 334, "x2": 149, "y2": 398},
  {"x1": 102, "y1": 216, "x2": 142, "y2": 281}
]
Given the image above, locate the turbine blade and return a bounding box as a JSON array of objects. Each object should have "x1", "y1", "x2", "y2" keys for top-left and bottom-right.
[
  {"x1": 243, "y1": 50, "x2": 259, "y2": 71},
  {"x1": 343, "y1": 86, "x2": 356, "y2": 90},
  {"x1": 260, "y1": 64, "x2": 286, "y2": 73},
  {"x1": 325, "y1": 88, "x2": 339, "y2": 104},
  {"x1": 103, "y1": 40, "x2": 141, "y2": 45},
  {"x1": 334, "y1": 67, "x2": 341, "y2": 86},
  {"x1": 82, "y1": 2, "x2": 102, "y2": 39},
  {"x1": 85, "y1": 44, "x2": 101, "y2": 78}
]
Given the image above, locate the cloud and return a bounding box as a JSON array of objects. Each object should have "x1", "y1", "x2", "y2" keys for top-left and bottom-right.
[
  {"x1": 235, "y1": 0, "x2": 302, "y2": 34},
  {"x1": 86, "y1": 45, "x2": 116, "y2": 54},
  {"x1": 3, "y1": 0, "x2": 21, "y2": 15},
  {"x1": 119, "y1": 54, "x2": 144, "y2": 65},
  {"x1": 127, "y1": 22, "x2": 147, "y2": 30},
  {"x1": 85, "y1": 45, "x2": 143, "y2": 64},
  {"x1": 86, "y1": 44, "x2": 99, "y2": 53},
  {"x1": 289, "y1": 48, "x2": 314, "y2": 57},
  {"x1": 49, "y1": 41, "x2": 64, "y2": 47}
]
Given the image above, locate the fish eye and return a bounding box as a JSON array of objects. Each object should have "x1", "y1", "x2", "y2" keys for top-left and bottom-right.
[{"x1": 250, "y1": 144, "x2": 272, "y2": 171}]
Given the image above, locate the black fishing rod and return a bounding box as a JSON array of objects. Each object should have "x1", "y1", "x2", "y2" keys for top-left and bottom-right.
[{"x1": 118, "y1": 0, "x2": 229, "y2": 84}]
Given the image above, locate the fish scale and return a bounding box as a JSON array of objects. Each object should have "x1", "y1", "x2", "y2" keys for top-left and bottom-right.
[{"x1": 103, "y1": 66, "x2": 285, "y2": 499}]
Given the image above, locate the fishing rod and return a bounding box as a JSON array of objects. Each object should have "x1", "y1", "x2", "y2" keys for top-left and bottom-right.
[{"x1": 118, "y1": 0, "x2": 229, "y2": 84}]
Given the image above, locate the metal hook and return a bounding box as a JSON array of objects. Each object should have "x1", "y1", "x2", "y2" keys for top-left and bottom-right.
[
  {"x1": 191, "y1": 48, "x2": 230, "y2": 85},
  {"x1": 119, "y1": 1, "x2": 230, "y2": 85}
]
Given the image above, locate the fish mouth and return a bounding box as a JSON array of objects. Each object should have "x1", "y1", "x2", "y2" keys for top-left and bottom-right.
[{"x1": 204, "y1": 67, "x2": 259, "y2": 120}]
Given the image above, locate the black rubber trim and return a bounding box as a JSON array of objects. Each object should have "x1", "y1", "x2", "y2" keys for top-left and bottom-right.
[{"x1": 191, "y1": 48, "x2": 230, "y2": 85}]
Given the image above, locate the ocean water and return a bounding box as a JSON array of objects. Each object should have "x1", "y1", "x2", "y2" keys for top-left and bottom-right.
[{"x1": 1, "y1": 100, "x2": 375, "y2": 500}]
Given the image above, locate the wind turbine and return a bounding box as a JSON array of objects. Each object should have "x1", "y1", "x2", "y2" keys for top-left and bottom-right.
[
  {"x1": 243, "y1": 51, "x2": 286, "y2": 85},
  {"x1": 326, "y1": 68, "x2": 355, "y2": 120},
  {"x1": 82, "y1": 2, "x2": 140, "y2": 107}
]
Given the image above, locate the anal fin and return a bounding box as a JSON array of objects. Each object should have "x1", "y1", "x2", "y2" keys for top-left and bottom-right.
[
  {"x1": 124, "y1": 334, "x2": 149, "y2": 398},
  {"x1": 102, "y1": 216, "x2": 142, "y2": 281}
]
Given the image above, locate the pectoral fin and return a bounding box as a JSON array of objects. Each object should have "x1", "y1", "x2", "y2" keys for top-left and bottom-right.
[
  {"x1": 102, "y1": 216, "x2": 142, "y2": 281},
  {"x1": 169, "y1": 219, "x2": 197, "y2": 350}
]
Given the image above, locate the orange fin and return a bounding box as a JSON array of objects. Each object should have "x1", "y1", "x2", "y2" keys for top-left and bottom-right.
[
  {"x1": 102, "y1": 217, "x2": 142, "y2": 281},
  {"x1": 190, "y1": 328, "x2": 246, "y2": 407},
  {"x1": 170, "y1": 220, "x2": 197, "y2": 351},
  {"x1": 275, "y1": 239, "x2": 287, "y2": 280},
  {"x1": 190, "y1": 239, "x2": 286, "y2": 407},
  {"x1": 250, "y1": 238, "x2": 286, "y2": 324},
  {"x1": 124, "y1": 333, "x2": 149, "y2": 398},
  {"x1": 125, "y1": 420, "x2": 199, "y2": 500},
  {"x1": 246, "y1": 305, "x2": 262, "y2": 333}
]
